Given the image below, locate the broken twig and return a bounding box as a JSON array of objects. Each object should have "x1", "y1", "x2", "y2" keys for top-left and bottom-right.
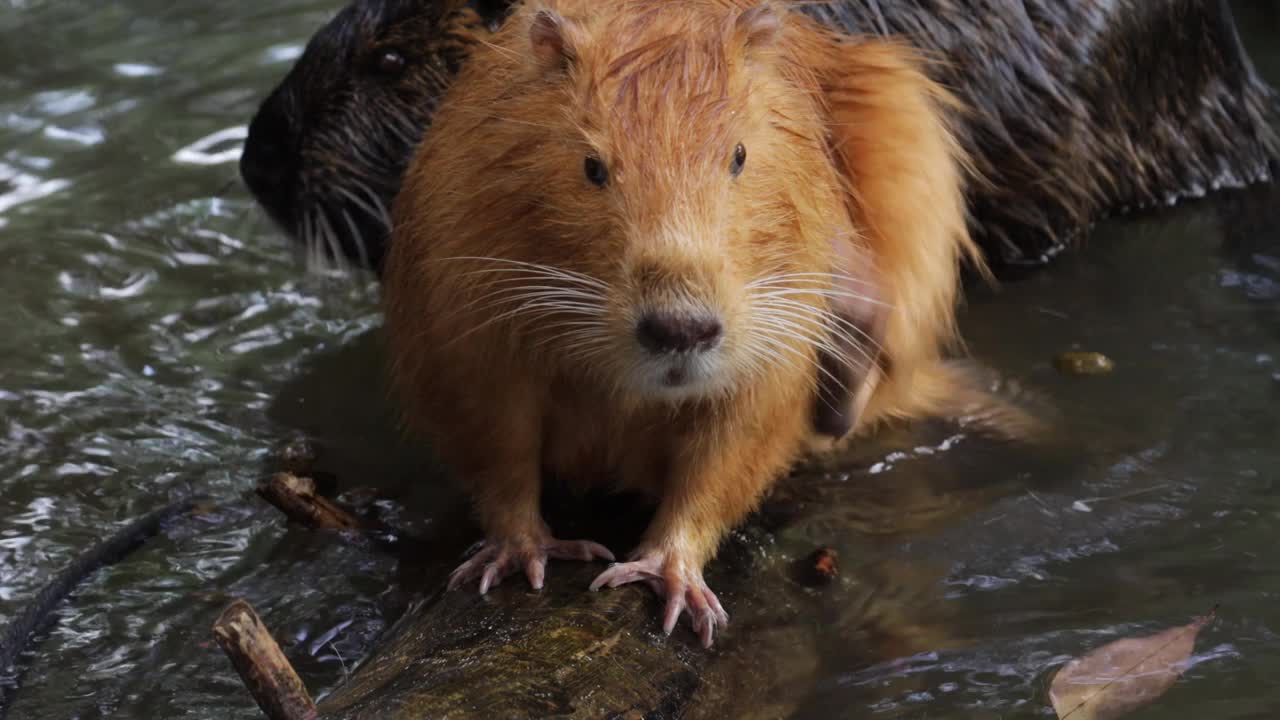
[
  {"x1": 213, "y1": 600, "x2": 318, "y2": 720},
  {"x1": 256, "y1": 473, "x2": 360, "y2": 531}
]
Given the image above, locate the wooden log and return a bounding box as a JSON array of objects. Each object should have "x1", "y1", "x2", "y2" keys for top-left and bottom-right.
[
  {"x1": 307, "y1": 425, "x2": 1035, "y2": 719},
  {"x1": 256, "y1": 473, "x2": 360, "y2": 531},
  {"x1": 316, "y1": 564, "x2": 705, "y2": 719},
  {"x1": 213, "y1": 600, "x2": 318, "y2": 720}
]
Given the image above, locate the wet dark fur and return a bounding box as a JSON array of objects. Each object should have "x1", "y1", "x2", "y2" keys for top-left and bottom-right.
[
  {"x1": 240, "y1": 0, "x2": 515, "y2": 271},
  {"x1": 242, "y1": 0, "x2": 1280, "y2": 276},
  {"x1": 802, "y1": 0, "x2": 1280, "y2": 269}
]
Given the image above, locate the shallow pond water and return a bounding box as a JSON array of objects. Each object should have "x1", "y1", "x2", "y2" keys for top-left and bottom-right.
[{"x1": 1, "y1": 1, "x2": 1279, "y2": 718}]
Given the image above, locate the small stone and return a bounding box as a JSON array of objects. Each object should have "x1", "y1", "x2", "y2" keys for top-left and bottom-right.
[
  {"x1": 1053, "y1": 351, "x2": 1115, "y2": 376},
  {"x1": 802, "y1": 547, "x2": 839, "y2": 586}
]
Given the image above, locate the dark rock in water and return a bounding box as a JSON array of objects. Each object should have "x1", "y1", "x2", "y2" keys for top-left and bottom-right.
[{"x1": 240, "y1": 0, "x2": 1280, "y2": 277}]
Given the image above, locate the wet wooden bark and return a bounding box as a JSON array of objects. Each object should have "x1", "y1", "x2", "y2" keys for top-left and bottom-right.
[
  {"x1": 316, "y1": 564, "x2": 707, "y2": 719},
  {"x1": 311, "y1": 553, "x2": 847, "y2": 719},
  {"x1": 214, "y1": 600, "x2": 319, "y2": 720},
  {"x1": 303, "y1": 439, "x2": 1012, "y2": 719},
  {"x1": 256, "y1": 473, "x2": 360, "y2": 531}
]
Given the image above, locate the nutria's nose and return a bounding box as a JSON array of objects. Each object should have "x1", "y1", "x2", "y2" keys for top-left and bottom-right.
[{"x1": 636, "y1": 312, "x2": 722, "y2": 354}]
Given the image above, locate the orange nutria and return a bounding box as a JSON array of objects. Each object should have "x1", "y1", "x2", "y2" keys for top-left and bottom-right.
[{"x1": 383, "y1": 0, "x2": 981, "y2": 647}]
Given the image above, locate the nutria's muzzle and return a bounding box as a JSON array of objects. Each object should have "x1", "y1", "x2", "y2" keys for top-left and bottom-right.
[
  {"x1": 622, "y1": 294, "x2": 734, "y2": 398},
  {"x1": 622, "y1": 242, "x2": 737, "y2": 395}
]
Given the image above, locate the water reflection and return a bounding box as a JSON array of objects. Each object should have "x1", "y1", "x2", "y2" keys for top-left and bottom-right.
[
  {"x1": 0, "y1": 161, "x2": 71, "y2": 224},
  {"x1": 172, "y1": 126, "x2": 247, "y2": 166}
]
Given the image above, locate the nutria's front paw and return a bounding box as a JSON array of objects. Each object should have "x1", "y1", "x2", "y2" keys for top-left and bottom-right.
[
  {"x1": 448, "y1": 535, "x2": 615, "y2": 594},
  {"x1": 589, "y1": 549, "x2": 729, "y2": 648}
]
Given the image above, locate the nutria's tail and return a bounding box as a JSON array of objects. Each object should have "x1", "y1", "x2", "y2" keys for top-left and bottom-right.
[
  {"x1": 0, "y1": 496, "x2": 208, "y2": 718},
  {"x1": 803, "y1": 358, "x2": 1057, "y2": 461}
]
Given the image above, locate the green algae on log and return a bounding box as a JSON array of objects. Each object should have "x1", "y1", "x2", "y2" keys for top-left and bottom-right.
[
  {"x1": 300, "y1": 435, "x2": 1035, "y2": 718},
  {"x1": 315, "y1": 563, "x2": 708, "y2": 719},
  {"x1": 311, "y1": 552, "x2": 874, "y2": 719}
]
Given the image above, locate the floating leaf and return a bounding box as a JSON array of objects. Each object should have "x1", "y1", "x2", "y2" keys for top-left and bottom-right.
[{"x1": 1049, "y1": 607, "x2": 1217, "y2": 720}]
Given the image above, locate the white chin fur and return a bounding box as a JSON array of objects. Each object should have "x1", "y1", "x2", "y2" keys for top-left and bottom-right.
[{"x1": 627, "y1": 352, "x2": 733, "y2": 403}]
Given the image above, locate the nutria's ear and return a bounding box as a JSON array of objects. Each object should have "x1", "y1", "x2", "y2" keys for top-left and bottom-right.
[
  {"x1": 529, "y1": 9, "x2": 574, "y2": 73},
  {"x1": 735, "y1": 3, "x2": 783, "y2": 52},
  {"x1": 811, "y1": 239, "x2": 889, "y2": 439}
]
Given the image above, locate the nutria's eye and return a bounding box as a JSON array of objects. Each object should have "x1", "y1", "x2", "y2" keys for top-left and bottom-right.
[
  {"x1": 377, "y1": 50, "x2": 407, "y2": 75},
  {"x1": 584, "y1": 155, "x2": 609, "y2": 187},
  {"x1": 475, "y1": 0, "x2": 517, "y2": 32},
  {"x1": 730, "y1": 143, "x2": 747, "y2": 177}
]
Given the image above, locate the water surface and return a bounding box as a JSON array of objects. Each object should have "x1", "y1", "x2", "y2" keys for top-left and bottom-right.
[{"x1": 1, "y1": 1, "x2": 1279, "y2": 718}]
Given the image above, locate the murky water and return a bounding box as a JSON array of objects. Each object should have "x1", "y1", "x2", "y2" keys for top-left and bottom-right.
[{"x1": 1, "y1": 1, "x2": 1278, "y2": 718}]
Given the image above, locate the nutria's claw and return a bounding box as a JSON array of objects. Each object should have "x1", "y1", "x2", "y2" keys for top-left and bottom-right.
[
  {"x1": 589, "y1": 551, "x2": 729, "y2": 648},
  {"x1": 545, "y1": 538, "x2": 615, "y2": 563},
  {"x1": 449, "y1": 536, "x2": 615, "y2": 594}
]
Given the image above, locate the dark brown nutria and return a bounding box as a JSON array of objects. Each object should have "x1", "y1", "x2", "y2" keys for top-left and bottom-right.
[
  {"x1": 239, "y1": 0, "x2": 516, "y2": 271},
  {"x1": 241, "y1": 0, "x2": 1280, "y2": 276}
]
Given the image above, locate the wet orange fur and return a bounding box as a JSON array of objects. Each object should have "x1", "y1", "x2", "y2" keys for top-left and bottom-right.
[{"x1": 383, "y1": 0, "x2": 983, "y2": 636}]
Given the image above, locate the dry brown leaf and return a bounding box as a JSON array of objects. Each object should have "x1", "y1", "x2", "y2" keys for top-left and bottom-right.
[{"x1": 1049, "y1": 607, "x2": 1217, "y2": 720}]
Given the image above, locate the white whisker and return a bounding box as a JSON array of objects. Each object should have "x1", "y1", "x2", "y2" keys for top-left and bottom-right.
[
  {"x1": 426, "y1": 256, "x2": 614, "y2": 357},
  {"x1": 746, "y1": 271, "x2": 879, "y2": 290},
  {"x1": 341, "y1": 209, "x2": 372, "y2": 269},
  {"x1": 317, "y1": 211, "x2": 348, "y2": 274},
  {"x1": 464, "y1": 290, "x2": 607, "y2": 321},
  {"x1": 433, "y1": 256, "x2": 609, "y2": 291},
  {"x1": 336, "y1": 184, "x2": 390, "y2": 232},
  {"x1": 753, "y1": 287, "x2": 893, "y2": 309},
  {"x1": 748, "y1": 326, "x2": 848, "y2": 394},
  {"x1": 754, "y1": 298, "x2": 881, "y2": 361},
  {"x1": 753, "y1": 317, "x2": 863, "y2": 376}
]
